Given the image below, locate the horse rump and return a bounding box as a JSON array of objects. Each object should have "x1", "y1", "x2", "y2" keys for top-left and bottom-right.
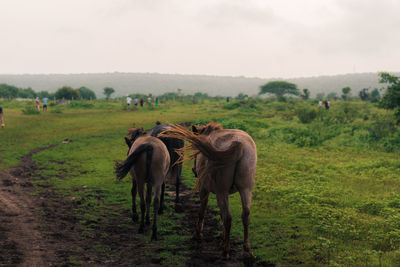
[{"x1": 115, "y1": 144, "x2": 153, "y2": 180}]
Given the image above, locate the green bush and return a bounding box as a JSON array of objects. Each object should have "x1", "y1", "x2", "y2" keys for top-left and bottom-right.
[
  {"x1": 358, "y1": 200, "x2": 385, "y2": 216},
  {"x1": 21, "y1": 106, "x2": 40, "y2": 115},
  {"x1": 296, "y1": 107, "x2": 317, "y2": 123},
  {"x1": 380, "y1": 131, "x2": 400, "y2": 152}
]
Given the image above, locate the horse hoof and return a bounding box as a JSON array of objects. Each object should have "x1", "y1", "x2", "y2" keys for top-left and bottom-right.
[{"x1": 132, "y1": 214, "x2": 139, "y2": 222}]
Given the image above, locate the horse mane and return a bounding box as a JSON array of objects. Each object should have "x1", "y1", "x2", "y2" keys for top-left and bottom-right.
[
  {"x1": 159, "y1": 123, "x2": 243, "y2": 192},
  {"x1": 127, "y1": 127, "x2": 146, "y2": 141}
]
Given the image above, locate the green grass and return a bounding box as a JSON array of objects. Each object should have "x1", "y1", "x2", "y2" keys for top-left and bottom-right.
[{"x1": 1, "y1": 98, "x2": 400, "y2": 266}]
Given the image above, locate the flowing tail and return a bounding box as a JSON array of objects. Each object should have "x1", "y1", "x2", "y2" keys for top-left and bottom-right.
[
  {"x1": 159, "y1": 124, "x2": 243, "y2": 192},
  {"x1": 115, "y1": 144, "x2": 153, "y2": 180},
  {"x1": 159, "y1": 124, "x2": 243, "y2": 163}
]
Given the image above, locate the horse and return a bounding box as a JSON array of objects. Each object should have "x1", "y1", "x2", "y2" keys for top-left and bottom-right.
[
  {"x1": 159, "y1": 122, "x2": 257, "y2": 259},
  {"x1": 115, "y1": 128, "x2": 170, "y2": 240},
  {"x1": 149, "y1": 122, "x2": 184, "y2": 204}
]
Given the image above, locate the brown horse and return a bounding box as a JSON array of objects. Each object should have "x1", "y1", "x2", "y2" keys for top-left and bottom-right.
[
  {"x1": 115, "y1": 128, "x2": 170, "y2": 240},
  {"x1": 159, "y1": 122, "x2": 257, "y2": 259}
]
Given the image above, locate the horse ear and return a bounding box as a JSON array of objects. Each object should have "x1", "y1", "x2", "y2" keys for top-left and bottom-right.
[
  {"x1": 192, "y1": 125, "x2": 198, "y2": 133},
  {"x1": 124, "y1": 137, "x2": 132, "y2": 148}
]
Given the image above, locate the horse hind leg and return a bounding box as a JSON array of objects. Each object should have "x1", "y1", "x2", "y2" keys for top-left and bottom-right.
[
  {"x1": 175, "y1": 164, "x2": 182, "y2": 203},
  {"x1": 152, "y1": 184, "x2": 162, "y2": 241},
  {"x1": 138, "y1": 186, "x2": 146, "y2": 234},
  {"x1": 158, "y1": 182, "x2": 165, "y2": 215},
  {"x1": 216, "y1": 193, "x2": 232, "y2": 260},
  {"x1": 194, "y1": 188, "x2": 209, "y2": 240},
  {"x1": 239, "y1": 188, "x2": 253, "y2": 257},
  {"x1": 145, "y1": 184, "x2": 152, "y2": 225},
  {"x1": 131, "y1": 179, "x2": 139, "y2": 222}
]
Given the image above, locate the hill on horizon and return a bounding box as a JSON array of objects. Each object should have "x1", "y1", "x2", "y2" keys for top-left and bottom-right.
[{"x1": 0, "y1": 72, "x2": 396, "y2": 98}]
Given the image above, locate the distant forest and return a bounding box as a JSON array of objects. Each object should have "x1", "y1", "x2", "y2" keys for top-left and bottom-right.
[{"x1": 0, "y1": 72, "x2": 397, "y2": 98}]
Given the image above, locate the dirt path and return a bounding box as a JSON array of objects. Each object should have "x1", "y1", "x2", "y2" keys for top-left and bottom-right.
[
  {"x1": 0, "y1": 145, "x2": 270, "y2": 266},
  {"x1": 0, "y1": 145, "x2": 58, "y2": 266}
]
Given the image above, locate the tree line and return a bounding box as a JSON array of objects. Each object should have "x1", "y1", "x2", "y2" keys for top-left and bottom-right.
[{"x1": 0, "y1": 84, "x2": 98, "y2": 100}]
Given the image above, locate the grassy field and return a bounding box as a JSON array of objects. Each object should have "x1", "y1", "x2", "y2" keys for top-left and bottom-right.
[{"x1": 1, "y1": 98, "x2": 400, "y2": 266}]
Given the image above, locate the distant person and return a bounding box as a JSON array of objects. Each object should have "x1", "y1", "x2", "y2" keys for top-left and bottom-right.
[
  {"x1": 140, "y1": 98, "x2": 144, "y2": 107},
  {"x1": 147, "y1": 96, "x2": 151, "y2": 104},
  {"x1": 0, "y1": 106, "x2": 5, "y2": 128},
  {"x1": 35, "y1": 97, "x2": 40, "y2": 111},
  {"x1": 126, "y1": 96, "x2": 132, "y2": 110},
  {"x1": 134, "y1": 97, "x2": 138, "y2": 107},
  {"x1": 43, "y1": 96, "x2": 48, "y2": 111},
  {"x1": 155, "y1": 97, "x2": 159, "y2": 106},
  {"x1": 318, "y1": 101, "x2": 322, "y2": 108},
  {"x1": 226, "y1": 97, "x2": 230, "y2": 102},
  {"x1": 327, "y1": 101, "x2": 331, "y2": 109},
  {"x1": 324, "y1": 100, "x2": 329, "y2": 110}
]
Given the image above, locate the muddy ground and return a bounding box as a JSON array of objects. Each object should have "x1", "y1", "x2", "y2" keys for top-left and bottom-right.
[{"x1": 0, "y1": 145, "x2": 272, "y2": 266}]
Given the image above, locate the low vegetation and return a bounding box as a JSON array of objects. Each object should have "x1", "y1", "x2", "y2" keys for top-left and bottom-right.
[{"x1": 1, "y1": 91, "x2": 400, "y2": 265}]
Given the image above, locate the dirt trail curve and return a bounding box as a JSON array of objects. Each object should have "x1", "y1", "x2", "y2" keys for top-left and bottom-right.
[{"x1": 0, "y1": 145, "x2": 58, "y2": 266}]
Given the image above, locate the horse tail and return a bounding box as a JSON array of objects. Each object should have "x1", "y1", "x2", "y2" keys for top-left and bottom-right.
[
  {"x1": 115, "y1": 144, "x2": 153, "y2": 180},
  {"x1": 159, "y1": 124, "x2": 243, "y2": 163}
]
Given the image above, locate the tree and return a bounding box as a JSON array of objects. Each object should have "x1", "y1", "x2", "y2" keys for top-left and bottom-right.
[
  {"x1": 300, "y1": 88, "x2": 310, "y2": 100},
  {"x1": 0, "y1": 83, "x2": 19, "y2": 99},
  {"x1": 55, "y1": 86, "x2": 80, "y2": 100},
  {"x1": 342, "y1": 86, "x2": 351, "y2": 100},
  {"x1": 359, "y1": 88, "x2": 370, "y2": 101},
  {"x1": 259, "y1": 81, "x2": 299, "y2": 101},
  {"x1": 103, "y1": 87, "x2": 115, "y2": 100},
  {"x1": 370, "y1": 88, "x2": 381, "y2": 103},
  {"x1": 236, "y1": 92, "x2": 248, "y2": 100},
  {"x1": 18, "y1": 87, "x2": 36, "y2": 99},
  {"x1": 379, "y1": 72, "x2": 400, "y2": 122},
  {"x1": 78, "y1": 86, "x2": 96, "y2": 100},
  {"x1": 316, "y1": 93, "x2": 325, "y2": 100},
  {"x1": 327, "y1": 92, "x2": 338, "y2": 100}
]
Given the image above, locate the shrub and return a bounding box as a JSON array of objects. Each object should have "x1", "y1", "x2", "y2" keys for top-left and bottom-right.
[
  {"x1": 296, "y1": 107, "x2": 317, "y2": 123},
  {"x1": 22, "y1": 106, "x2": 40, "y2": 115},
  {"x1": 358, "y1": 200, "x2": 385, "y2": 216},
  {"x1": 380, "y1": 131, "x2": 400, "y2": 152}
]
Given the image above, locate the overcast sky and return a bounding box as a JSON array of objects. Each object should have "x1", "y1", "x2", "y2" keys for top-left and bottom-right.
[{"x1": 0, "y1": 0, "x2": 399, "y2": 78}]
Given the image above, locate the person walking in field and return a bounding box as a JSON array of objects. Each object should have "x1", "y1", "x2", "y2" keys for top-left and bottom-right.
[
  {"x1": 324, "y1": 100, "x2": 329, "y2": 110},
  {"x1": 155, "y1": 97, "x2": 159, "y2": 106},
  {"x1": 35, "y1": 97, "x2": 40, "y2": 111},
  {"x1": 43, "y1": 96, "x2": 49, "y2": 111},
  {"x1": 318, "y1": 101, "x2": 322, "y2": 108},
  {"x1": 140, "y1": 98, "x2": 144, "y2": 107},
  {"x1": 126, "y1": 96, "x2": 132, "y2": 110},
  {"x1": 134, "y1": 97, "x2": 138, "y2": 107},
  {"x1": 0, "y1": 106, "x2": 5, "y2": 128}
]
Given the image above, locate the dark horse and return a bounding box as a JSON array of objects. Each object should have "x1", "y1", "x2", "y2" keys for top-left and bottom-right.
[
  {"x1": 149, "y1": 122, "x2": 184, "y2": 204},
  {"x1": 115, "y1": 128, "x2": 170, "y2": 240}
]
